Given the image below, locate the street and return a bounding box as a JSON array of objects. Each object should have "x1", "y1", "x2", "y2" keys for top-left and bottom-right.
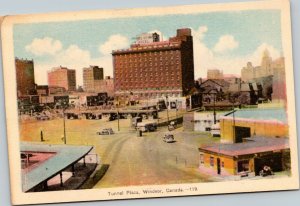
[{"x1": 19, "y1": 116, "x2": 218, "y2": 188}]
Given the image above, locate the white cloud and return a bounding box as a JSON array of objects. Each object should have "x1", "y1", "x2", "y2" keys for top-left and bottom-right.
[
  {"x1": 33, "y1": 44, "x2": 114, "y2": 87},
  {"x1": 193, "y1": 26, "x2": 208, "y2": 41},
  {"x1": 25, "y1": 37, "x2": 62, "y2": 56},
  {"x1": 213, "y1": 35, "x2": 239, "y2": 53},
  {"x1": 250, "y1": 43, "x2": 281, "y2": 65},
  {"x1": 191, "y1": 26, "x2": 281, "y2": 79},
  {"x1": 31, "y1": 31, "x2": 281, "y2": 87},
  {"x1": 192, "y1": 26, "x2": 214, "y2": 78},
  {"x1": 99, "y1": 34, "x2": 129, "y2": 55}
]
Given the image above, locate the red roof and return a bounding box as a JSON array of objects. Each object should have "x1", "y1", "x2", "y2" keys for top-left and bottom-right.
[{"x1": 199, "y1": 137, "x2": 289, "y2": 157}]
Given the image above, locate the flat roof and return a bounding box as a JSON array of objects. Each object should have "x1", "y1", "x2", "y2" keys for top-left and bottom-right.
[
  {"x1": 222, "y1": 108, "x2": 287, "y2": 124},
  {"x1": 199, "y1": 137, "x2": 289, "y2": 157},
  {"x1": 21, "y1": 142, "x2": 93, "y2": 192}
]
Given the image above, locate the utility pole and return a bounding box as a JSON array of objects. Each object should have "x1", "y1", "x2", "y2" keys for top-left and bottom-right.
[
  {"x1": 213, "y1": 93, "x2": 216, "y2": 124},
  {"x1": 175, "y1": 99, "x2": 178, "y2": 121},
  {"x1": 166, "y1": 95, "x2": 169, "y2": 124},
  {"x1": 117, "y1": 96, "x2": 120, "y2": 131},
  {"x1": 63, "y1": 107, "x2": 66, "y2": 144}
]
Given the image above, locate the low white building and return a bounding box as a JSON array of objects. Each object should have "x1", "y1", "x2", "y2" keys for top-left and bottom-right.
[{"x1": 194, "y1": 112, "x2": 224, "y2": 132}]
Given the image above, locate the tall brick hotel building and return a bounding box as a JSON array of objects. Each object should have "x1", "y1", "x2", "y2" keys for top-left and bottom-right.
[{"x1": 112, "y1": 28, "x2": 195, "y2": 99}]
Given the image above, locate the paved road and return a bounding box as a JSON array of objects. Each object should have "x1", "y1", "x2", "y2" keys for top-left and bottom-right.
[
  {"x1": 94, "y1": 127, "x2": 212, "y2": 188},
  {"x1": 20, "y1": 118, "x2": 215, "y2": 188}
]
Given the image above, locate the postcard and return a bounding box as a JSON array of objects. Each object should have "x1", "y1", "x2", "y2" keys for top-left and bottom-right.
[{"x1": 0, "y1": 0, "x2": 299, "y2": 205}]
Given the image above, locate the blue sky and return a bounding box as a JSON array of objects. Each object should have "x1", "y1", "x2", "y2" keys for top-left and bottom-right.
[{"x1": 13, "y1": 10, "x2": 283, "y2": 86}]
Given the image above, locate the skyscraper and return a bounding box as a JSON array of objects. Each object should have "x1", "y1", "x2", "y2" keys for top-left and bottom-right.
[
  {"x1": 15, "y1": 58, "x2": 36, "y2": 96},
  {"x1": 48, "y1": 66, "x2": 76, "y2": 92},
  {"x1": 83, "y1": 66, "x2": 104, "y2": 92}
]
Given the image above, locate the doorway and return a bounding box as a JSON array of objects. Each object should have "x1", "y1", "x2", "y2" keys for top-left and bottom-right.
[
  {"x1": 217, "y1": 158, "x2": 221, "y2": 175},
  {"x1": 235, "y1": 126, "x2": 251, "y2": 143}
]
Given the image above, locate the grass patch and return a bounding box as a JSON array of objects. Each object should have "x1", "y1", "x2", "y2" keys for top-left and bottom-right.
[{"x1": 80, "y1": 164, "x2": 110, "y2": 189}]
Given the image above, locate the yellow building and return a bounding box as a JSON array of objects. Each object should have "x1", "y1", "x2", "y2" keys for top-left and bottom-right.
[
  {"x1": 220, "y1": 108, "x2": 288, "y2": 143},
  {"x1": 199, "y1": 108, "x2": 290, "y2": 177},
  {"x1": 199, "y1": 137, "x2": 289, "y2": 177}
]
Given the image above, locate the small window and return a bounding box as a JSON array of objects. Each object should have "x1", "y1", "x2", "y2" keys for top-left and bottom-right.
[
  {"x1": 200, "y1": 154, "x2": 204, "y2": 165},
  {"x1": 222, "y1": 161, "x2": 225, "y2": 168},
  {"x1": 238, "y1": 160, "x2": 249, "y2": 172},
  {"x1": 210, "y1": 157, "x2": 214, "y2": 167}
]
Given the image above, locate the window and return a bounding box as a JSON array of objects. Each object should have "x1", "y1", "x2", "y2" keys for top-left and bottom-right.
[
  {"x1": 238, "y1": 160, "x2": 249, "y2": 172},
  {"x1": 222, "y1": 161, "x2": 225, "y2": 168},
  {"x1": 200, "y1": 154, "x2": 204, "y2": 165},
  {"x1": 210, "y1": 157, "x2": 214, "y2": 167}
]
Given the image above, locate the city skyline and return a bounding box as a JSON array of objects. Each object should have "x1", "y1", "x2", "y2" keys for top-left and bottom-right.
[{"x1": 13, "y1": 10, "x2": 283, "y2": 86}]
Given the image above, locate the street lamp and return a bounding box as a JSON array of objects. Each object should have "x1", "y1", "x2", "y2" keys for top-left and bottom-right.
[
  {"x1": 166, "y1": 95, "x2": 169, "y2": 124},
  {"x1": 175, "y1": 99, "x2": 178, "y2": 121},
  {"x1": 116, "y1": 96, "x2": 120, "y2": 131},
  {"x1": 63, "y1": 107, "x2": 66, "y2": 144},
  {"x1": 57, "y1": 100, "x2": 67, "y2": 144},
  {"x1": 211, "y1": 90, "x2": 217, "y2": 125}
]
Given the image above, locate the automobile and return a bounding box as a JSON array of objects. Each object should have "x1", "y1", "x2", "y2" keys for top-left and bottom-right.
[
  {"x1": 136, "y1": 121, "x2": 157, "y2": 132},
  {"x1": 36, "y1": 114, "x2": 50, "y2": 120},
  {"x1": 211, "y1": 123, "x2": 220, "y2": 137},
  {"x1": 97, "y1": 128, "x2": 114, "y2": 135},
  {"x1": 168, "y1": 121, "x2": 177, "y2": 131},
  {"x1": 163, "y1": 134, "x2": 175, "y2": 143},
  {"x1": 259, "y1": 165, "x2": 274, "y2": 177}
]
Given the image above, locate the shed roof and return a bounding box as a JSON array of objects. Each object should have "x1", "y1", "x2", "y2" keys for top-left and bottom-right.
[
  {"x1": 21, "y1": 142, "x2": 93, "y2": 192},
  {"x1": 199, "y1": 137, "x2": 289, "y2": 157},
  {"x1": 222, "y1": 108, "x2": 287, "y2": 124}
]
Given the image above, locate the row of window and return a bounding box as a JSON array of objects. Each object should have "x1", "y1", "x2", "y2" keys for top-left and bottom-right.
[
  {"x1": 115, "y1": 56, "x2": 180, "y2": 63},
  {"x1": 116, "y1": 86, "x2": 181, "y2": 90},
  {"x1": 115, "y1": 69, "x2": 181, "y2": 75},
  {"x1": 115, "y1": 61, "x2": 180, "y2": 68},
  {"x1": 200, "y1": 154, "x2": 250, "y2": 173},
  {"x1": 115, "y1": 50, "x2": 180, "y2": 59}
]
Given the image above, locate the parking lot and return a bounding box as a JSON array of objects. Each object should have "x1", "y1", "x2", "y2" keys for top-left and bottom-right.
[{"x1": 19, "y1": 116, "x2": 219, "y2": 188}]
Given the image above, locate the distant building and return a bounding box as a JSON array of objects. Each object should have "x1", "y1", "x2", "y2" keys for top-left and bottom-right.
[
  {"x1": 112, "y1": 28, "x2": 195, "y2": 99},
  {"x1": 48, "y1": 86, "x2": 66, "y2": 95},
  {"x1": 94, "y1": 76, "x2": 115, "y2": 97},
  {"x1": 241, "y1": 49, "x2": 284, "y2": 82},
  {"x1": 207, "y1": 69, "x2": 223, "y2": 79},
  {"x1": 183, "y1": 111, "x2": 224, "y2": 132},
  {"x1": 228, "y1": 82, "x2": 260, "y2": 105},
  {"x1": 271, "y1": 57, "x2": 286, "y2": 103},
  {"x1": 48, "y1": 66, "x2": 76, "y2": 92},
  {"x1": 15, "y1": 58, "x2": 36, "y2": 96},
  {"x1": 83, "y1": 66, "x2": 104, "y2": 92},
  {"x1": 36, "y1": 85, "x2": 49, "y2": 96},
  {"x1": 200, "y1": 79, "x2": 230, "y2": 103},
  {"x1": 223, "y1": 74, "x2": 241, "y2": 85},
  {"x1": 135, "y1": 32, "x2": 160, "y2": 44}
]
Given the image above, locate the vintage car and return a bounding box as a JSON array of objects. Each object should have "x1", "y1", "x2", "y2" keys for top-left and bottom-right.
[
  {"x1": 168, "y1": 121, "x2": 177, "y2": 131},
  {"x1": 136, "y1": 121, "x2": 157, "y2": 132},
  {"x1": 163, "y1": 134, "x2": 175, "y2": 143},
  {"x1": 97, "y1": 128, "x2": 114, "y2": 135},
  {"x1": 36, "y1": 114, "x2": 50, "y2": 121}
]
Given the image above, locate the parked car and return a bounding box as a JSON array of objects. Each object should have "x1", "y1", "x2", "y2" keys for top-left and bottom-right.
[
  {"x1": 97, "y1": 128, "x2": 114, "y2": 135},
  {"x1": 259, "y1": 166, "x2": 274, "y2": 177},
  {"x1": 36, "y1": 114, "x2": 50, "y2": 120},
  {"x1": 168, "y1": 121, "x2": 177, "y2": 131},
  {"x1": 136, "y1": 121, "x2": 157, "y2": 132},
  {"x1": 163, "y1": 134, "x2": 175, "y2": 143}
]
